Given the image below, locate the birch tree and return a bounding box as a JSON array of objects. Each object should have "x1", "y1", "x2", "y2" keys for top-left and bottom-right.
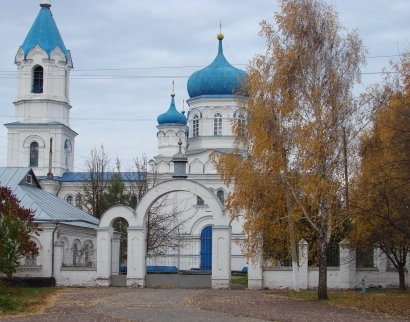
[{"x1": 212, "y1": 0, "x2": 366, "y2": 299}]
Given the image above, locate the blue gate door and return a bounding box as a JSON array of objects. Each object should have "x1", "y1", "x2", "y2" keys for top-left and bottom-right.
[{"x1": 200, "y1": 226, "x2": 212, "y2": 270}]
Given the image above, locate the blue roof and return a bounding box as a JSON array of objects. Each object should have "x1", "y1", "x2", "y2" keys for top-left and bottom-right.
[
  {"x1": 187, "y1": 36, "x2": 247, "y2": 98},
  {"x1": 38, "y1": 171, "x2": 146, "y2": 183},
  {"x1": 20, "y1": 5, "x2": 70, "y2": 61},
  {"x1": 157, "y1": 95, "x2": 187, "y2": 126}
]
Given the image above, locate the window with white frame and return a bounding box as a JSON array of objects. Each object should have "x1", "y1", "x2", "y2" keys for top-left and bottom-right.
[
  {"x1": 29, "y1": 142, "x2": 39, "y2": 167},
  {"x1": 75, "y1": 195, "x2": 82, "y2": 209},
  {"x1": 217, "y1": 190, "x2": 225, "y2": 204},
  {"x1": 193, "y1": 115, "x2": 199, "y2": 137},
  {"x1": 214, "y1": 113, "x2": 222, "y2": 135},
  {"x1": 66, "y1": 195, "x2": 73, "y2": 205}
]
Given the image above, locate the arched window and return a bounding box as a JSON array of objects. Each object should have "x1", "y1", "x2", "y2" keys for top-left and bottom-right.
[
  {"x1": 214, "y1": 113, "x2": 222, "y2": 135},
  {"x1": 75, "y1": 195, "x2": 82, "y2": 209},
  {"x1": 193, "y1": 115, "x2": 199, "y2": 137},
  {"x1": 29, "y1": 142, "x2": 39, "y2": 167},
  {"x1": 217, "y1": 190, "x2": 225, "y2": 204},
  {"x1": 73, "y1": 243, "x2": 78, "y2": 266},
  {"x1": 66, "y1": 195, "x2": 73, "y2": 205},
  {"x1": 32, "y1": 66, "x2": 44, "y2": 93}
]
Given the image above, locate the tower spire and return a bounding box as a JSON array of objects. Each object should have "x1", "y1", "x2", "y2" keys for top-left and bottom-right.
[
  {"x1": 181, "y1": 99, "x2": 185, "y2": 115},
  {"x1": 217, "y1": 21, "x2": 224, "y2": 40}
]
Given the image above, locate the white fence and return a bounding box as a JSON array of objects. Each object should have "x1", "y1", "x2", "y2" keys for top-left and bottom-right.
[{"x1": 261, "y1": 239, "x2": 410, "y2": 290}]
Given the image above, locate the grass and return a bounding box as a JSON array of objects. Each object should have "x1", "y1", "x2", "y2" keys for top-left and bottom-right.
[
  {"x1": 0, "y1": 283, "x2": 57, "y2": 316},
  {"x1": 267, "y1": 288, "x2": 410, "y2": 318}
]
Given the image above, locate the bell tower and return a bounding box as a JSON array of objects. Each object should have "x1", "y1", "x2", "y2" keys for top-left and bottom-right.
[{"x1": 5, "y1": 0, "x2": 77, "y2": 177}]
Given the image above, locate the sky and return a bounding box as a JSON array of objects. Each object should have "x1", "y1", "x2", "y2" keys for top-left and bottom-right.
[{"x1": 0, "y1": 0, "x2": 409, "y2": 172}]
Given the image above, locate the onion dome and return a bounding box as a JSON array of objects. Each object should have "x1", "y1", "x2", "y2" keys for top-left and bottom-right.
[
  {"x1": 20, "y1": 1, "x2": 71, "y2": 60},
  {"x1": 157, "y1": 85, "x2": 188, "y2": 126},
  {"x1": 187, "y1": 33, "x2": 247, "y2": 98}
]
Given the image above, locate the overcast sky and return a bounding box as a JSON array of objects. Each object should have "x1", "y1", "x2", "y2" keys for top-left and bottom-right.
[{"x1": 0, "y1": 0, "x2": 409, "y2": 172}]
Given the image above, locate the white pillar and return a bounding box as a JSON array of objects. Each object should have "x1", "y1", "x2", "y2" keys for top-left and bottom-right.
[
  {"x1": 298, "y1": 239, "x2": 309, "y2": 290},
  {"x1": 53, "y1": 240, "x2": 63, "y2": 286},
  {"x1": 248, "y1": 254, "x2": 263, "y2": 289},
  {"x1": 211, "y1": 225, "x2": 231, "y2": 289},
  {"x1": 96, "y1": 228, "x2": 112, "y2": 286},
  {"x1": 127, "y1": 226, "x2": 146, "y2": 287},
  {"x1": 339, "y1": 239, "x2": 356, "y2": 289}
]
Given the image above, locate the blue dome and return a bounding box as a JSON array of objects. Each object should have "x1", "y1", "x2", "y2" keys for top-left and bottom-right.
[
  {"x1": 20, "y1": 5, "x2": 70, "y2": 61},
  {"x1": 157, "y1": 95, "x2": 187, "y2": 126},
  {"x1": 187, "y1": 36, "x2": 247, "y2": 98}
]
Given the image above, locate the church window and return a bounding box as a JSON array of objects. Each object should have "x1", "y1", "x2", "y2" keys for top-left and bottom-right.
[
  {"x1": 217, "y1": 190, "x2": 225, "y2": 204},
  {"x1": 66, "y1": 195, "x2": 73, "y2": 205},
  {"x1": 214, "y1": 113, "x2": 222, "y2": 135},
  {"x1": 75, "y1": 195, "x2": 82, "y2": 209},
  {"x1": 29, "y1": 142, "x2": 39, "y2": 167},
  {"x1": 25, "y1": 253, "x2": 37, "y2": 266},
  {"x1": 32, "y1": 66, "x2": 44, "y2": 94},
  {"x1": 72, "y1": 242, "x2": 78, "y2": 266},
  {"x1": 197, "y1": 196, "x2": 204, "y2": 206},
  {"x1": 193, "y1": 115, "x2": 199, "y2": 137}
]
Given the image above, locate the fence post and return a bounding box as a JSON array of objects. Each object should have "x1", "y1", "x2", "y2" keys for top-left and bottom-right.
[
  {"x1": 96, "y1": 228, "x2": 112, "y2": 286},
  {"x1": 248, "y1": 239, "x2": 263, "y2": 290},
  {"x1": 339, "y1": 239, "x2": 355, "y2": 289},
  {"x1": 211, "y1": 225, "x2": 231, "y2": 289},
  {"x1": 53, "y1": 240, "x2": 63, "y2": 286},
  {"x1": 376, "y1": 247, "x2": 387, "y2": 288},
  {"x1": 298, "y1": 239, "x2": 308, "y2": 290},
  {"x1": 127, "y1": 226, "x2": 146, "y2": 287}
]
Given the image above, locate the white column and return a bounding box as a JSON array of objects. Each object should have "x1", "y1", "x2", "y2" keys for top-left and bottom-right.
[
  {"x1": 41, "y1": 224, "x2": 55, "y2": 277},
  {"x1": 127, "y1": 226, "x2": 146, "y2": 288},
  {"x1": 339, "y1": 239, "x2": 356, "y2": 289},
  {"x1": 96, "y1": 228, "x2": 112, "y2": 287},
  {"x1": 248, "y1": 256, "x2": 263, "y2": 289},
  {"x1": 212, "y1": 225, "x2": 231, "y2": 289},
  {"x1": 53, "y1": 240, "x2": 63, "y2": 286},
  {"x1": 298, "y1": 239, "x2": 309, "y2": 290}
]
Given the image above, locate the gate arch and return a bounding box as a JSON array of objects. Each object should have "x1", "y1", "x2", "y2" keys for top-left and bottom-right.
[{"x1": 97, "y1": 179, "x2": 232, "y2": 289}]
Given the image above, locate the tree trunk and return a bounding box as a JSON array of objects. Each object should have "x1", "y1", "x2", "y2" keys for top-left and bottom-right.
[
  {"x1": 398, "y1": 266, "x2": 406, "y2": 291},
  {"x1": 318, "y1": 239, "x2": 328, "y2": 300},
  {"x1": 285, "y1": 190, "x2": 300, "y2": 292}
]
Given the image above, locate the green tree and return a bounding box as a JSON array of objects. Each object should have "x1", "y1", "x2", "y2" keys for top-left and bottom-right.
[
  {"x1": 212, "y1": 0, "x2": 366, "y2": 299},
  {"x1": 0, "y1": 186, "x2": 40, "y2": 277}
]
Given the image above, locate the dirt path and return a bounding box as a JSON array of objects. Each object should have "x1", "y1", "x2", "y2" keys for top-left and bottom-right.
[{"x1": 1, "y1": 288, "x2": 408, "y2": 322}]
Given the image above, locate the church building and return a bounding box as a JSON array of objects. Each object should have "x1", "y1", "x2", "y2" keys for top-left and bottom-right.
[{"x1": 2, "y1": 0, "x2": 249, "y2": 287}]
